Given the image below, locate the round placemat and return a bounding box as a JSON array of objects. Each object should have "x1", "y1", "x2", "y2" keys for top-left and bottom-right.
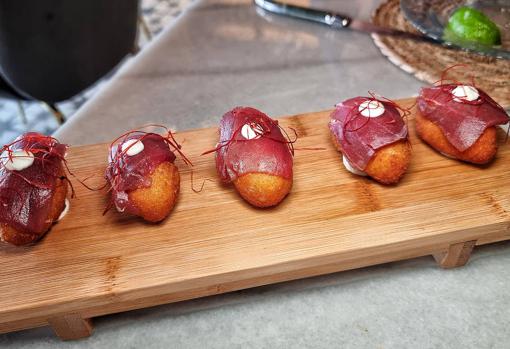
[{"x1": 371, "y1": 0, "x2": 510, "y2": 108}]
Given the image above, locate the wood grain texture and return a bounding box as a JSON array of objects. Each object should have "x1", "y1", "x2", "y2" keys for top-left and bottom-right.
[
  {"x1": 48, "y1": 315, "x2": 93, "y2": 340},
  {"x1": 1, "y1": 99, "x2": 509, "y2": 337},
  {"x1": 433, "y1": 240, "x2": 477, "y2": 269}
]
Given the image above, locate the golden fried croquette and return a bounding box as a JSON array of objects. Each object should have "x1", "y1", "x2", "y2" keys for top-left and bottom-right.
[
  {"x1": 364, "y1": 141, "x2": 411, "y2": 185},
  {"x1": 415, "y1": 111, "x2": 498, "y2": 164},
  {"x1": 233, "y1": 173, "x2": 292, "y2": 208},
  {"x1": 128, "y1": 161, "x2": 180, "y2": 222},
  {"x1": 0, "y1": 167, "x2": 68, "y2": 246},
  {"x1": 331, "y1": 135, "x2": 411, "y2": 185}
]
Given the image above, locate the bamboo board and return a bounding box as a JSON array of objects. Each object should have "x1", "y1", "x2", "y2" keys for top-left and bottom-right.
[{"x1": 1, "y1": 99, "x2": 509, "y2": 339}]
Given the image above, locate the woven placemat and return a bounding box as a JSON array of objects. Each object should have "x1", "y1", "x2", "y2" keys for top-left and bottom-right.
[{"x1": 371, "y1": 0, "x2": 510, "y2": 108}]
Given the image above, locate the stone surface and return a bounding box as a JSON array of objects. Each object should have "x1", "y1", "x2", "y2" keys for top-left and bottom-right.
[{"x1": 54, "y1": 0, "x2": 425, "y2": 145}]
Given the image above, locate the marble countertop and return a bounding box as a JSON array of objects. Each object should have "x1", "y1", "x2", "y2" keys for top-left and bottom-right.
[
  {"x1": 3, "y1": 1, "x2": 509, "y2": 348},
  {"x1": 54, "y1": 0, "x2": 424, "y2": 145}
]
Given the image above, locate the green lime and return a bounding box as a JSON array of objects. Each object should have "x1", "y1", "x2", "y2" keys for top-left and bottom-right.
[{"x1": 445, "y1": 6, "x2": 501, "y2": 46}]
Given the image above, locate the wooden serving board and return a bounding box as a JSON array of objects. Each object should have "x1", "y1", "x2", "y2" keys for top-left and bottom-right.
[{"x1": 1, "y1": 99, "x2": 509, "y2": 340}]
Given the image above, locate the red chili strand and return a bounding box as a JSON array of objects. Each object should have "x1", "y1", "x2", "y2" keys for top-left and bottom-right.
[
  {"x1": 429, "y1": 64, "x2": 508, "y2": 122},
  {"x1": 104, "y1": 125, "x2": 194, "y2": 212},
  {"x1": 340, "y1": 92, "x2": 412, "y2": 140},
  {"x1": 201, "y1": 115, "x2": 298, "y2": 157},
  {"x1": 1, "y1": 134, "x2": 70, "y2": 190}
]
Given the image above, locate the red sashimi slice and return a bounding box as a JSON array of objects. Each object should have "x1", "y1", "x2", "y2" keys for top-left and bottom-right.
[
  {"x1": 0, "y1": 133, "x2": 67, "y2": 235},
  {"x1": 417, "y1": 84, "x2": 509, "y2": 152},
  {"x1": 329, "y1": 97, "x2": 408, "y2": 171},
  {"x1": 106, "y1": 133, "x2": 176, "y2": 214},
  {"x1": 215, "y1": 107, "x2": 293, "y2": 182}
]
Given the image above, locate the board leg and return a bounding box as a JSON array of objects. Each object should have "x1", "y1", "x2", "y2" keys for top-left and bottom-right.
[
  {"x1": 48, "y1": 314, "x2": 93, "y2": 340},
  {"x1": 433, "y1": 240, "x2": 476, "y2": 269}
]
